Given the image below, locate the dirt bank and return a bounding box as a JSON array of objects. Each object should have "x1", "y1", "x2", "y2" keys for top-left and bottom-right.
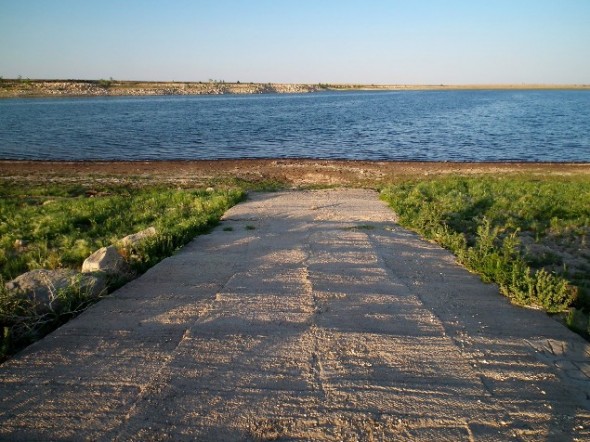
[{"x1": 2, "y1": 159, "x2": 589, "y2": 188}]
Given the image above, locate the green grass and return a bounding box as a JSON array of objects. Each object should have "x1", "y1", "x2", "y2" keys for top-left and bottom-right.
[
  {"x1": 381, "y1": 176, "x2": 590, "y2": 333},
  {"x1": 3, "y1": 173, "x2": 590, "y2": 357},
  {"x1": 0, "y1": 184, "x2": 244, "y2": 280},
  {"x1": 0, "y1": 183, "x2": 245, "y2": 360}
]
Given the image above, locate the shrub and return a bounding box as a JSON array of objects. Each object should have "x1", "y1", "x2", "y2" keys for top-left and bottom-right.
[{"x1": 381, "y1": 176, "x2": 587, "y2": 314}]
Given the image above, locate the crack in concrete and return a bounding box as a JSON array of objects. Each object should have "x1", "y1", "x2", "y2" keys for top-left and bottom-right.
[{"x1": 1, "y1": 189, "x2": 588, "y2": 441}]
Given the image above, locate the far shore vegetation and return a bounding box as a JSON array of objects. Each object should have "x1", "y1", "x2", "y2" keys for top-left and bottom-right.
[
  {"x1": 1, "y1": 77, "x2": 589, "y2": 99},
  {"x1": 1, "y1": 168, "x2": 589, "y2": 360}
]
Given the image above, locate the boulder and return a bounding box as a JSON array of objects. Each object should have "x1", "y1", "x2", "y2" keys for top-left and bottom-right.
[
  {"x1": 76, "y1": 273, "x2": 107, "y2": 298},
  {"x1": 120, "y1": 227, "x2": 157, "y2": 247},
  {"x1": 5, "y1": 269, "x2": 106, "y2": 312},
  {"x1": 82, "y1": 245, "x2": 127, "y2": 274}
]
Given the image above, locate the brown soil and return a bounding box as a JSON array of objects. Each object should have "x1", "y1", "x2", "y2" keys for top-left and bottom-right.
[{"x1": 2, "y1": 159, "x2": 589, "y2": 188}]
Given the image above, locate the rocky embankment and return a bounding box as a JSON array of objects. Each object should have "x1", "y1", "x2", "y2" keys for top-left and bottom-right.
[
  {"x1": 2, "y1": 80, "x2": 589, "y2": 98},
  {"x1": 0, "y1": 80, "x2": 324, "y2": 98}
]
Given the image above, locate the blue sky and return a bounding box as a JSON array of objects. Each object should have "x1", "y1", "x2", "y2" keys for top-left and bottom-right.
[{"x1": 1, "y1": 0, "x2": 589, "y2": 84}]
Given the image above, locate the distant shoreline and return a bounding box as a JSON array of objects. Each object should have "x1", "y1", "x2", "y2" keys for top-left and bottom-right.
[{"x1": 1, "y1": 79, "x2": 589, "y2": 98}]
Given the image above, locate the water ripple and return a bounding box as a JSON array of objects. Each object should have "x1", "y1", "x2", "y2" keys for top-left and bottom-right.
[{"x1": 0, "y1": 91, "x2": 589, "y2": 161}]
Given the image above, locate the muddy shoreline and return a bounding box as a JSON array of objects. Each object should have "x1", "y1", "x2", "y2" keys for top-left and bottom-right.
[{"x1": 1, "y1": 159, "x2": 589, "y2": 188}]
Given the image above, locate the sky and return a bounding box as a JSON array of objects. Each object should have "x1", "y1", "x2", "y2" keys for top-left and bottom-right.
[{"x1": 1, "y1": 0, "x2": 589, "y2": 84}]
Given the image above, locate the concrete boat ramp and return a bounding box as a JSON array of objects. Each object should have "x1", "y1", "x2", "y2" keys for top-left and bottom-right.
[{"x1": 1, "y1": 189, "x2": 589, "y2": 441}]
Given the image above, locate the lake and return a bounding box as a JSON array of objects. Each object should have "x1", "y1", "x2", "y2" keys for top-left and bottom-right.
[{"x1": 0, "y1": 90, "x2": 588, "y2": 162}]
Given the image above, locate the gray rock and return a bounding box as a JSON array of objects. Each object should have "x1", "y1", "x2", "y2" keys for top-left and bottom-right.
[
  {"x1": 120, "y1": 227, "x2": 157, "y2": 247},
  {"x1": 5, "y1": 269, "x2": 106, "y2": 312},
  {"x1": 77, "y1": 273, "x2": 107, "y2": 298},
  {"x1": 82, "y1": 246, "x2": 127, "y2": 274}
]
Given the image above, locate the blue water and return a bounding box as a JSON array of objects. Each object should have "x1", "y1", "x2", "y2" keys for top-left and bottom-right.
[{"x1": 0, "y1": 90, "x2": 589, "y2": 161}]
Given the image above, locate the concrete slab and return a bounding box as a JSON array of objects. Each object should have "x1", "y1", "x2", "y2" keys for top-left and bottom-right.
[{"x1": 1, "y1": 189, "x2": 588, "y2": 441}]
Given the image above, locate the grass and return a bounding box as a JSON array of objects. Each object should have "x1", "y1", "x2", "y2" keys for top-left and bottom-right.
[
  {"x1": 381, "y1": 176, "x2": 590, "y2": 334},
  {"x1": 0, "y1": 182, "x2": 245, "y2": 360},
  {"x1": 1, "y1": 275, "x2": 107, "y2": 360},
  {"x1": 3, "y1": 172, "x2": 590, "y2": 358},
  {"x1": 0, "y1": 183, "x2": 244, "y2": 280}
]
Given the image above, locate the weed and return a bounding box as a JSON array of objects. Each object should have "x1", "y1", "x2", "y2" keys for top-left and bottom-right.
[
  {"x1": 246, "y1": 225, "x2": 256, "y2": 231},
  {"x1": 566, "y1": 308, "x2": 590, "y2": 337},
  {"x1": 381, "y1": 176, "x2": 589, "y2": 314},
  {"x1": 0, "y1": 183, "x2": 244, "y2": 360},
  {"x1": 0, "y1": 274, "x2": 107, "y2": 361},
  {"x1": 0, "y1": 186, "x2": 244, "y2": 280},
  {"x1": 223, "y1": 226, "x2": 234, "y2": 232},
  {"x1": 96, "y1": 78, "x2": 114, "y2": 89}
]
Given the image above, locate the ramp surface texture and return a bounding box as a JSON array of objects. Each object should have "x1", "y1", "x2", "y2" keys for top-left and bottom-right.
[{"x1": 1, "y1": 190, "x2": 589, "y2": 441}]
